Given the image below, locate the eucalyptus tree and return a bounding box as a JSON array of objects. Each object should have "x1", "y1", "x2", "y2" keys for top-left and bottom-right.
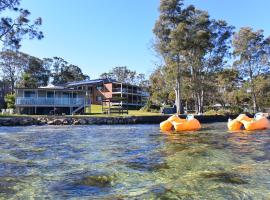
[
  {"x1": 99, "y1": 66, "x2": 148, "y2": 86},
  {"x1": 0, "y1": 50, "x2": 28, "y2": 92},
  {"x1": 19, "y1": 55, "x2": 50, "y2": 88},
  {"x1": 233, "y1": 27, "x2": 270, "y2": 112},
  {"x1": 153, "y1": 0, "x2": 233, "y2": 113},
  {"x1": 45, "y1": 57, "x2": 89, "y2": 85},
  {"x1": 149, "y1": 65, "x2": 176, "y2": 105},
  {"x1": 153, "y1": 0, "x2": 185, "y2": 114},
  {"x1": 0, "y1": 0, "x2": 43, "y2": 49}
]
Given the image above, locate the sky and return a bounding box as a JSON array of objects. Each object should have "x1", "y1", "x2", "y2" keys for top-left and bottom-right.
[{"x1": 15, "y1": 0, "x2": 270, "y2": 79}]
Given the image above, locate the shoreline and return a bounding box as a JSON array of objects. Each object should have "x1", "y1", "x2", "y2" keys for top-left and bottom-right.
[
  {"x1": 0, "y1": 114, "x2": 268, "y2": 126},
  {"x1": 0, "y1": 114, "x2": 244, "y2": 126}
]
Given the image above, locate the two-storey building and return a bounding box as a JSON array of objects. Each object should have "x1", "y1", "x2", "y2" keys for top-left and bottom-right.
[{"x1": 15, "y1": 78, "x2": 149, "y2": 115}]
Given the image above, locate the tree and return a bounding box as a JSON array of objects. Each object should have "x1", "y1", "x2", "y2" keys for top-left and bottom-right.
[
  {"x1": 0, "y1": 50, "x2": 27, "y2": 92},
  {"x1": 153, "y1": 0, "x2": 185, "y2": 114},
  {"x1": 149, "y1": 66, "x2": 175, "y2": 105},
  {"x1": 47, "y1": 57, "x2": 89, "y2": 85},
  {"x1": 153, "y1": 1, "x2": 233, "y2": 114},
  {"x1": 214, "y1": 68, "x2": 242, "y2": 107},
  {"x1": 4, "y1": 93, "x2": 15, "y2": 108},
  {"x1": 19, "y1": 55, "x2": 50, "y2": 87},
  {"x1": 233, "y1": 27, "x2": 270, "y2": 113},
  {"x1": 0, "y1": 0, "x2": 43, "y2": 49},
  {"x1": 99, "y1": 66, "x2": 148, "y2": 86}
]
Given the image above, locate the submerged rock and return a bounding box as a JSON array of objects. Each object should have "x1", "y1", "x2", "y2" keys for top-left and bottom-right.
[
  {"x1": 76, "y1": 174, "x2": 114, "y2": 187},
  {"x1": 200, "y1": 171, "x2": 248, "y2": 184},
  {"x1": 54, "y1": 170, "x2": 116, "y2": 191}
]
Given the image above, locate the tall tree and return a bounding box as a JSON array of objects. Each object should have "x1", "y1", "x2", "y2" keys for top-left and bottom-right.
[
  {"x1": 153, "y1": 0, "x2": 184, "y2": 114},
  {"x1": 99, "y1": 66, "x2": 147, "y2": 85},
  {"x1": 153, "y1": 1, "x2": 233, "y2": 113},
  {"x1": 233, "y1": 27, "x2": 270, "y2": 113},
  {"x1": 19, "y1": 55, "x2": 50, "y2": 87},
  {"x1": 0, "y1": 50, "x2": 27, "y2": 92},
  {"x1": 46, "y1": 57, "x2": 89, "y2": 85},
  {"x1": 0, "y1": 0, "x2": 43, "y2": 49}
]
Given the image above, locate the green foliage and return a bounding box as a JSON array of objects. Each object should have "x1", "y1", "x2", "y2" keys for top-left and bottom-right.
[
  {"x1": 0, "y1": 50, "x2": 27, "y2": 92},
  {"x1": 46, "y1": 57, "x2": 89, "y2": 85},
  {"x1": 153, "y1": 0, "x2": 233, "y2": 114},
  {"x1": 204, "y1": 106, "x2": 244, "y2": 115},
  {"x1": 4, "y1": 93, "x2": 15, "y2": 109},
  {"x1": 0, "y1": 0, "x2": 43, "y2": 49},
  {"x1": 100, "y1": 66, "x2": 148, "y2": 86},
  {"x1": 140, "y1": 100, "x2": 160, "y2": 113},
  {"x1": 233, "y1": 27, "x2": 270, "y2": 112}
]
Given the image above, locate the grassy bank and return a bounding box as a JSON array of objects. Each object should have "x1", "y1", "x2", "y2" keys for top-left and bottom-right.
[{"x1": 0, "y1": 104, "x2": 162, "y2": 118}]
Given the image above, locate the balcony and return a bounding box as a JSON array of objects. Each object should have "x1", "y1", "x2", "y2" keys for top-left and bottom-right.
[
  {"x1": 112, "y1": 88, "x2": 143, "y2": 94},
  {"x1": 15, "y1": 97, "x2": 85, "y2": 106}
]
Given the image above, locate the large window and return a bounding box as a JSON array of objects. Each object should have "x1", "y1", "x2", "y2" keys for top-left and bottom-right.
[
  {"x1": 47, "y1": 91, "x2": 54, "y2": 98},
  {"x1": 24, "y1": 91, "x2": 36, "y2": 98}
]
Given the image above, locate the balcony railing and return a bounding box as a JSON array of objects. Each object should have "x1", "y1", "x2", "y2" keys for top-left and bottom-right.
[
  {"x1": 112, "y1": 88, "x2": 143, "y2": 94},
  {"x1": 16, "y1": 97, "x2": 85, "y2": 106}
]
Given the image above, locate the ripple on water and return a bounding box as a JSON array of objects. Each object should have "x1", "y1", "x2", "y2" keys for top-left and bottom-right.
[{"x1": 0, "y1": 123, "x2": 269, "y2": 199}]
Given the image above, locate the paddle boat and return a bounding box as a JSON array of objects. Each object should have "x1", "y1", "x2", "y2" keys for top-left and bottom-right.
[
  {"x1": 160, "y1": 114, "x2": 201, "y2": 132},
  {"x1": 228, "y1": 113, "x2": 270, "y2": 131}
]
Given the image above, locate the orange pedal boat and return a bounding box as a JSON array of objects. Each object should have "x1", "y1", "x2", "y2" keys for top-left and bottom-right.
[
  {"x1": 160, "y1": 114, "x2": 201, "y2": 132},
  {"x1": 228, "y1": 113, "x2": 270, "y2": 131}
]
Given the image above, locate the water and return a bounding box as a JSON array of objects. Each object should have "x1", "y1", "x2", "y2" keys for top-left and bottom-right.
[{"x1": 0, "y1": 123, "x2": 270, "y2": 199}]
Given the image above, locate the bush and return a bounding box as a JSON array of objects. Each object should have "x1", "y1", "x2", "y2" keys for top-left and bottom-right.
[
  {"x1": 204, "y1": 106, "x2": 243, "y2": 115},
  {"x1": 204, "y1": 109, "x2": 217, "y2": 115},
  {"x1": 4, "y1": 93, "x2": 15, "y2": 109},
  {"x1": 140, "y1": 100, "x2": 160, "y2": 112}
]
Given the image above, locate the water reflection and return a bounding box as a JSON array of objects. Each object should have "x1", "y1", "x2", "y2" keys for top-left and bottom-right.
[{"x1": 0, "y1": 124, "x2": 269, "y2": 199}]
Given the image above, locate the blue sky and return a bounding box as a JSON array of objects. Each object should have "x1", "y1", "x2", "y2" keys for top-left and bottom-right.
[{"x1": 17, "y1": 0, "x2": 270, "y2": 79}]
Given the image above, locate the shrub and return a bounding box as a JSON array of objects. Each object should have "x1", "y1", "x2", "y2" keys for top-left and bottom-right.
[
  {"x1": 4, "y1": 93, "x2": 15, "y2": 109},
  {"x1": 204, "y1": 109, "x2": 217, "y2": 115},
  {"x1": 140, "y1": 100, "x2": 161, "y2": 112}
]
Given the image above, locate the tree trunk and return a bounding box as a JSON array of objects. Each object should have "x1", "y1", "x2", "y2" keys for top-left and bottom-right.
[
  {"x1": 252, "y1": 90, "x2": 258, "y2": 113},
  {"x1": 11, "y1": 78, "x2": 15, "y2": 94},
  {"x1": 249, "y1": 67, "x2": 257, "y2": 113},
  {"x1": 175, "y1": 78, "x2": 182, "y2": 114}
]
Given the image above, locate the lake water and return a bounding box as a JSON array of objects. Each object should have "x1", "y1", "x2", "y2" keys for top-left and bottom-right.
[{"x1": 0, "y1": 123, "x2": 270, "y2": 199}]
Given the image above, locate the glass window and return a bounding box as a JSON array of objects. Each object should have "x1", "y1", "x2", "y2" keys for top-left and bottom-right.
[
  {"x1": 63, "y1": 92, "x2": 70, "y2": 98},
  {"x1": 24, "y1": 91, "x2": 36, "y2": 97},
  {"x1": 96, "y1": 96, "x2": 102, "y2": 102},
  {"x1": 47, "y1": 91, "x2": 54, "y2": 98}
]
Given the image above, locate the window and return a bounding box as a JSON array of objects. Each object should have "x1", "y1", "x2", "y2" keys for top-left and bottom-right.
[
  {"x1": 96, "y1": 85, "x2": 103, "y2": 90},
  {"x1": 47, "y1": 91, "x2": 54, "y2": 98},
  {"x1": 63, "y1": 92, "x2": 70, "y2": 98},
  {"x1": 88, "y1": 86, "x2": 92, "y2": 91},
  {"x1": 96, "y1": 96, "x2": 102, "y2": 102},
  {"x1": 24, "y1": 91, "x2": 36, "y2": 97}
]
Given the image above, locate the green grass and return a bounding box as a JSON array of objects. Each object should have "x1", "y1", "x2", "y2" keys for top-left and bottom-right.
[
  {"x1": 85, "y1": 104, "x2": 161, "y2": 116},
  {"x1": 0, "y1": 104, "x2": 161, "y2": 117}
]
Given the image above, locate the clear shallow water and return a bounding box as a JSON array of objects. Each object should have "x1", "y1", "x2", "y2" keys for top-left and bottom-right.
[{"x1": 0, "y1": 123, "x2": 270, "y2": 199}]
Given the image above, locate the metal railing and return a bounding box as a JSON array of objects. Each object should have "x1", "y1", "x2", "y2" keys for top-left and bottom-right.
[
  {"x1": 15, "y1": 97, "x2": 85, "y2": 106},
  {"x1": 112, "y1": 88, "x2": 143, "y2": 94}
]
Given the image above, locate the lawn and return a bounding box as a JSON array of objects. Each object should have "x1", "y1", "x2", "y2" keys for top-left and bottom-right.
[
  {"x1": 0, "y1": 105, "x2": 161, "y2": 117},
  {"x1": 85, "y1": 104, "x2": 161, "y2": 116}
]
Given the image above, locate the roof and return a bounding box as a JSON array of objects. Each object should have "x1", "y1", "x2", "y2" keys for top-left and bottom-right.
[
  {"x1": 66, "y1": 79, "x2": 104, "y2": 87},
  {"x1": 39, "y1": 83, "x2": 65, "y2": 89},
  {"x1": 14, "y1": 87, "x2": 84, "y2": 92}
]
